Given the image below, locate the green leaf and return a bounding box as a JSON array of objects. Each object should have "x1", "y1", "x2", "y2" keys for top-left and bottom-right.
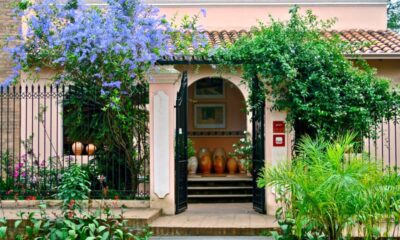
[
  {"x1": 0, "y1": 226, "x2": 7, "y2": 239},
  {"x1": 101, "y1": 231, "x2": 110, "y2": 240},
  {"x1": 14, "y1": 220, "x2": 22, "y2": 229},
  {"x1": 97, "y1": 226, "x2": 106, "y2": 233}
]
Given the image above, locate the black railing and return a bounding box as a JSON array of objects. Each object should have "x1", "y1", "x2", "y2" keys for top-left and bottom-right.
[
  {"x1": 0, "y1": 84, "x2": 149, "y2": 200},
  {"x1": 364, "y1": 113, "x2": 400, "y2": 171}
]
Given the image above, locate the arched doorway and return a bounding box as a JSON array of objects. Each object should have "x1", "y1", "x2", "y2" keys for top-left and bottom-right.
[
  {"x1": 174, "y1": 72, "x2": 266, "y2": 214},
  {"x1": 187, "y1": 77, "x2": 249, "y2": 201}
]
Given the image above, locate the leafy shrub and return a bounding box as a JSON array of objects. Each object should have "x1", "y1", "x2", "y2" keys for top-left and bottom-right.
[
  {"x1": 258, "y1": 133, "x2": 400, "y2": 239},
  {"x1": 1, "y1": 165, "x2": 152, "y2": 239},
  {"x1": 187, "y1": 139, "x2": 196, "y2": 158},
  {"x1": 57, "y1": 164, "x2": 91, "y2": 211}
]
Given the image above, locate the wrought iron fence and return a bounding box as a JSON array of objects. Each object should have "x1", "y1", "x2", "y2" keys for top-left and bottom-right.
[
  {"x1": 0, "y1": 84, "x2": 149, "y2": 200},
  {"x1": 364, "y1": 113, "x2": 400, "y2": 171}
]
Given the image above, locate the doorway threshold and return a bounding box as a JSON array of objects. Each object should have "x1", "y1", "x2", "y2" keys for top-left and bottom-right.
[{"x1": 150, "y1": 203, "x2": 278, "y2": 236}]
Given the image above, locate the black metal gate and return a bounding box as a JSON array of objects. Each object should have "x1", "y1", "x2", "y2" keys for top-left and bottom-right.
[
  {"x1": 175, "y1": 71, "x2": 189, "y2": 214},
  {"x1": 251, "y1": 77, "x2": 266, "y2": 214}
]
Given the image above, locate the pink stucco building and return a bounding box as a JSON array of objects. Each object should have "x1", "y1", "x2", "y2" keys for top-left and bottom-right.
[
  {"x1": 147, "y1": 0, "x2": 400, "y2": 215},
  {"x1": 0, "y1": 0, "x2": 400, "y2": 217}
]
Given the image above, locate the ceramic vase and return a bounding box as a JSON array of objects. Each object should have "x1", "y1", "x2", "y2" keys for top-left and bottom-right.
[
  {"x1": 188, "y1": 156, "x2": 198, "y2": 174},
  {"x1": 213, "y1": 155, "x2": 225, "y2": 174},
  {"x1": 227, "y1": 157, "x2": 238, "y2": 174},
  {"x1": 72, "y1": 142, "x2": 84, "y2": 156},
  {"x1": 198, "y1": 148, "x2": 211, "y2": 159},
  {"x1": 199, "y1": 155, "x2": 212, "y2": 174},
  {"x1": 86, "y1": 144, "x2": 97, "y2": 155}
]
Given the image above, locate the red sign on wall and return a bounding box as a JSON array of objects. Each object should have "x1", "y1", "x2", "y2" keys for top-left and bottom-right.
[
  {"x1": 273, "y1": 121, "x2": 285, "y2": 133},
  {"x1": 273, "y1": 134, "x2": 285, "y2": 147}
]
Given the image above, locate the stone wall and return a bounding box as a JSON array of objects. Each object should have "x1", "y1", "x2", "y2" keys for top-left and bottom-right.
[{"x1": 0, "y1": 0, "x2": 20, "y2": 161}]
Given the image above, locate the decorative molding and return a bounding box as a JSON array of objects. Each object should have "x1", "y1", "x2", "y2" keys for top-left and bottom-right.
[
  {"x1": 149, "y1": 65, "x2": 181, "y2": 84},
  {"x1": 189, "y1": 130, "x2": 245, "y2": 137},
  {"x1": 153, "y1": 91, "x2": 170, "y2": 198}
]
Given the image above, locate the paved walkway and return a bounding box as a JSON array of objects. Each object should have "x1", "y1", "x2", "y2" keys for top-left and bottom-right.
[{"x1": 151, "y1": 237, "x2": 272, "y2": 240}]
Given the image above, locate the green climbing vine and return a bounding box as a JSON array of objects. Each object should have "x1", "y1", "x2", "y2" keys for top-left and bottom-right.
[{"x1": 215, "y1": 7, "x2": 400, "y2": 141}]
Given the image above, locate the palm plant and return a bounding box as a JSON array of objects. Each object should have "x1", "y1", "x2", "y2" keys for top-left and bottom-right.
[{"x1": 258, "y1": 133, "x2": 400, "y2": 239}]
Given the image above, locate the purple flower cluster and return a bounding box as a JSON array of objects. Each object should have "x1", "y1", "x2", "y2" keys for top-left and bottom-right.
[{"x1": 5, "y1": 0, "x2": 176, "y2": 85}]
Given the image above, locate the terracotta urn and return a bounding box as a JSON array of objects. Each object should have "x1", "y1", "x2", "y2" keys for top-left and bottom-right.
[
  {"x1": 72, "y1": 142, "x2": 84, "y2": 156},
  {"x1": 198, "y1": 148, "x2": 211, "y2": 159},
  {"x1": 188, "y1": 156, "x2": 198, "y2": 174},
  {"x1": 227, "y1": 157, "x2": 238, "y2": 174},
  {"x1": 199, "y1": 155, "x2": 212, "y2": 174},
  {"x1": 213, "y1": 148, "x2": 226, "y2": 164},
  {"x1": 86, "y1": 144, "x2": 97, "y2": 155},
  {"x1": 213, "y1": 155, "x2": 225, "y2": 174}
]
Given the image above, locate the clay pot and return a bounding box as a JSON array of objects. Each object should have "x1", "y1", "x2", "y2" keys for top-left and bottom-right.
[
  {"x1": 227, "y1": 157, "x2": 238, "y2": 174},
  {"x1": 72, "y1": 142, "x2": 84, "y2": 156},
  {"x1": 199, "y1": 155, "x2": 212, "y2": 174},
  {"x1": 198, "y1": 148, "x2": 211, "y2": 159},
  {"x1": 86, "y1": 144, "x2": 97, "y2": 155},
  {"x1": 213, "y1": 155, "x2": 226, "y2": 174},
  {"x1": 213, "y1": 147, "x2": 226, "y2": 163},
  {"x1": 188, "y1": 156, "x2": 198, "y2": 174}
]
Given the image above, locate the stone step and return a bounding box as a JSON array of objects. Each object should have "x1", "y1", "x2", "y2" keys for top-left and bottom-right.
[
  {"x1": 3, "y1": 207, "x2": 162, "y2": 228},
  {"x1": 188, "y1": 194, "x2": 252, "y2": 198},
  {"x1": 188, "y1": 176, "x2": 252, "y2": 182},
  {"x1": 188, "y1": 186, "x2": 252, "y2": 190},
  {"x1": 151, "y1": 227, "x2": 272, "y2": 236},
  {"x1": 149, "y1": 203, "x2": 278, "y2": 236}
]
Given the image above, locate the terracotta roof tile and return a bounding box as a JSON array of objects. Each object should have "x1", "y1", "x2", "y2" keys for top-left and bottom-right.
[
  {"x1": 201, "y1": 29, "x2": 400, "y2": 55},
  {"x1": 160, "y1": 29, "x2": 400, "y2": 63}
]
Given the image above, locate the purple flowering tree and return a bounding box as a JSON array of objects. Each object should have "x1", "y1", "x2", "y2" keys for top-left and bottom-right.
[{"x1": 4, "y1": 0, "x2": 207, "y2": 197}]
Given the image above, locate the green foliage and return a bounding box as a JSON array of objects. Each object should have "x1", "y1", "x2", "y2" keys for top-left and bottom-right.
[
  {"x1": 231, "y1": 131, "x2": 253, "y2": 171},
  {"x1": 216, "y1": 7, "x2": 400, "y2": 140},
  {"x1": 258, "y1": 133, "x2": 400, "y2": 239},
  {"x1": 57, "y1": 165, "x2": 90, "y2": 211},
  {"x1": 11, "y1": 203, "x2": 150, "y2": 239},
  {"x1": 187, "y1": 139, "x2": 196, "y2": 158},
  {"x1": 388, "y1": 0, "x2": 400, "y2": 31},
  {"x1": 63, "y1": 77, "x2": 149, "y2": 198},
  {"x1": 0, "y1": 218, "x2": 6, "y2": 240},
  {"x1": 0, "y1": 165, "x2": 151, "y2": 239}
]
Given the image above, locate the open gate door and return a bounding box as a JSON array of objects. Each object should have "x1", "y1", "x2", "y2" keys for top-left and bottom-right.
[
  {"x1": 252, "y1": 77, "x2": 266, "y2": 214},
  {"x1": 175, "y1": 71, "x2": 188, "y2": 214}
]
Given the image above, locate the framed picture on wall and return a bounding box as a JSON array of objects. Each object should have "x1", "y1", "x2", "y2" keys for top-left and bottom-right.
[
  {"x1": 194, "y1": 104, "x2": 226, "y2": 129},
  {"x1": 194, "y1": 78, "x2": 224, "y2": 98}
]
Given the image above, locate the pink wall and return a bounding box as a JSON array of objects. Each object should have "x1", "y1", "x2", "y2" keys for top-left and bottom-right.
[
  {"x1": 367, "y1": 60, "x2": 400, "y2": 85},
  {"x1": 158, "y1": 5, "x2": 387, "y2": 30}
]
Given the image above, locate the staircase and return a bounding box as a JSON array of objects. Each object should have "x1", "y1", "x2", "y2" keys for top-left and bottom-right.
[{"x1": 188, "y1": 175, "x2": 253, "y2": 203}]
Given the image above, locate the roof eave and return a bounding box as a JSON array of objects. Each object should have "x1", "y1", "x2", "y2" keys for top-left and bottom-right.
[
  {"x1": 346, "y1": 53, "x2": 400, "y2": 60},
  {"x1": 157, "y1": 53, "x2": 400, "y2": 65}
]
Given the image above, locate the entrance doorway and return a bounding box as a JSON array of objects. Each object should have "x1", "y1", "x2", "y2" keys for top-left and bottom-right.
[
  {"x1": 175, "y1": 72, "x2": 266, "y2": 214},
  {"x1": 187, "y1": 77, "x2": 250, "y2": 203}
]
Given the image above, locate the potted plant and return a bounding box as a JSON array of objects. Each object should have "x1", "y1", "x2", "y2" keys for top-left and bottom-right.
[
  {"x1": 187, "y1": 139, "x2": 198, "y2": 174},
  {"x1": 232, "y1": 131, "x2": 253, "y2": 175}
]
